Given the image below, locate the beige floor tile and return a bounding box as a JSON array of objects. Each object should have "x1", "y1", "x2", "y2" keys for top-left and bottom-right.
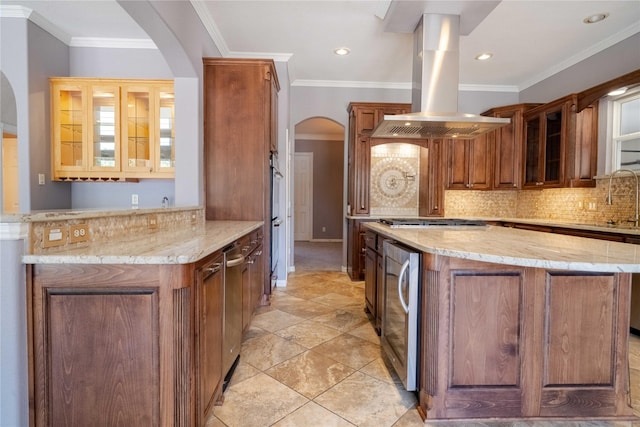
[
  {"x1": 312, "y1": 334, "x2": 382, "y2": 370},
  {"x1": 347, "y1": 322, "x2": 381, "y2": 345},
  {"x1": 315, "y1": 371, "x2": 417, "y2": 427},
  {"x1": 312, "y1": 306, "x2": 370, "y2": 333},
  {"x1": 312, "y1": 292, "x2": 364, "y2": 308},
  {"x1": 213, "y1": 373, "x2": 308, "y2": 427},
  {"x1": 272, "y1": 402, "x2": 356, "y2": 427},
  {"x1": 266, "y1": 350, "x2": 355, "y2": 398},
  {"x1": 241, "y1": 323, "x2": 269, "y2": 343},
  {"x1": 274, "y1": 319, "x2": 343, "y2": 349},
  {"x1": 272, "y1": 298, "x2": 337, "y2": 319},
  {"x1": 249, "y1": 309, "x2": 306, "y2": 333},
  {"x1": 392, "y1": 406, "x2": 426, "y2": 427},
  {"x1": 240, "y1": 333, "x2": 307, "y2": 371},
  {"x1": 227, "y1": 359, "x2": 261, "y2": 388},
  {"x1": 359, "y1": 356, "x2": 402, "y2": 385}
]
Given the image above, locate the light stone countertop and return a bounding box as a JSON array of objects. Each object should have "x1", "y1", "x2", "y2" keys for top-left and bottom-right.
[
  {"x1": 22, "y1": 220, "x2": 263, "y2": 265},
  {"x1": 365, "y1": 222, "x2": 640, "y2": 273},
  {"x1": 1, "y1": 206, "x2": 201, "y2": 223}
]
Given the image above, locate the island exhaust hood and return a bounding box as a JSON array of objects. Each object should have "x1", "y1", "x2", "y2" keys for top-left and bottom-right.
[{"x1": 371, "y1": 14, "x2": 510, "y2": 139}]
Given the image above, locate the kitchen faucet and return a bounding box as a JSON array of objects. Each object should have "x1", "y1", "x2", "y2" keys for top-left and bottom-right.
[{"x1": 606, "y1": 169, "x2": 639, "y2": 227}]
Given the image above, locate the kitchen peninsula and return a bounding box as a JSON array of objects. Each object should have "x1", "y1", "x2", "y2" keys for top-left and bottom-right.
[
  {"x1": 365, "y1": 221, "x2": 640, "y2": 421},
  {"x1": 22, "y1": 214, "x2": 263, "y2": 427}
]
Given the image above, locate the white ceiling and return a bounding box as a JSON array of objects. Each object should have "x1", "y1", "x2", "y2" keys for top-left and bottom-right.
[{"x1": 2, "y1": 0, "x2": 640, "y2": 136}]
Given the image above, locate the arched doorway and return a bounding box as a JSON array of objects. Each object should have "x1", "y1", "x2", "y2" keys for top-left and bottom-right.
[
  {"x1": 293, "y1": 117, "x2": 345, "y2": 271},
  {"x1": 1, "y1": 71, "x2": 19, "y2": 214}
]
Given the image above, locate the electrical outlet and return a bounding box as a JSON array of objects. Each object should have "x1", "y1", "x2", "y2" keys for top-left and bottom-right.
[
  {"x1": 588, "y1": 199, "x2": 598, "y2": 211},
  {"x1": 38, "y1": 173, "x2": 45, "y2": 185},
  {"x1": 191, "y1": 213, "x2": 197, "y2": 224},
  {"x1": 43, "y1": 226, "x2": 67, "y2": 248},
  {"x1": 147, "y1": 214, "x2": 158, "y2": 229},
  {"x1": 69, "y1": 224, "x2": 89, "y2": 243},
  {"x1": 131, "y1": 194, "x2": 139, "y2": 204},
  {"x1": 322, "y1": 226, "x2": 326, "y2": 232}
]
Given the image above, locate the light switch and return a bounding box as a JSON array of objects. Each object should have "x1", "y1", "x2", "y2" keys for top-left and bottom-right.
[{"x1": 43, "y1": 226, "x2": 67, "y2": 248}]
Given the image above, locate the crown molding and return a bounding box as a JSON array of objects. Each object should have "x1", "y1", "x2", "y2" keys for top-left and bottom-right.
[
  {"x1": 70, "y1": 37, "x2": 157, "y2": 49},
  {"x1": 1, "y1": 5, "x2": 71, "y2": 45},
  {"x1": 227, "y1": 51, "x2": 293, "y2": 62},
  {"x1": 0, "y1": 222, "x2": 29, "y2": 241},
  {"x1": 190, "y1": 0, "x2": 230, "y2": 56}
]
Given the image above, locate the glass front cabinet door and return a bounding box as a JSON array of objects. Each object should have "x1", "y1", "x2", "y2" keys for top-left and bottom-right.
[
  {"x1": 50, "y1": 78, "x2": 174, "y2": 180},
  {"x1": 121, "y1": 83, "x2": 175, "y2": 177},
  {"x1": 51, "y1": 82, "x2": 88, "y2": 177}
]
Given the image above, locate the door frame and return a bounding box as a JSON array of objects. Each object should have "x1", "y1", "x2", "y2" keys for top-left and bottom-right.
[{"x1": 294, "y1": 152, "x2": 313, "y2": 241}]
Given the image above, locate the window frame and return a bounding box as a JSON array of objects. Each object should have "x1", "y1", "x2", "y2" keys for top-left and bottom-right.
[{"x1": 609, "y1": 88, "x2": 640, "y2": 173}]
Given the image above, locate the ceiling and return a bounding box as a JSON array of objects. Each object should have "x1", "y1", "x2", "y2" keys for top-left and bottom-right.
[{"x1": 2, "y1": 0, "x2": 640, "y2": 137}]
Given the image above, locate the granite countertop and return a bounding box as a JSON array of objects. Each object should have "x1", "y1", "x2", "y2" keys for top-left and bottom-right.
[
  {"x1": 364, "y1": 222, "x2": 640, "y2": 273},
  {"x1": 2, "y1": 205, "x2": 201, "y2": 223},
  {"x1": 22, "y1": 220, "x2": 263, "y2": 265}
]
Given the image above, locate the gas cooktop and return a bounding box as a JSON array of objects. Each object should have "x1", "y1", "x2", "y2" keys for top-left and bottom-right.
[{"x1": 379, "y1": 218, "x2": 486, "y2": 228}]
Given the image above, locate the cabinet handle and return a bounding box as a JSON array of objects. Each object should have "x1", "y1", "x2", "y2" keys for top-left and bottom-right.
[
  {"x1": 513, "y1": 183, "x2": 517, "y2": 187},
  {"x1": 361, "y1": 204, "x2": 365, "y2": 209},
  {"x1": 434, "y1": 206, "x2": 438, "y2": 210},
  {"x1": 469, "y1": 183, "x2": 474, "y2": 188},
  {"x1": 204, "y1": 263, "x2": 222, "y2": 274}
]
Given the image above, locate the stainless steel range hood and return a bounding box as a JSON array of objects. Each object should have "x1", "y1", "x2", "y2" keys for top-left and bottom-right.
[{"x1": 371, "y1": 14, "x2": 509, "y2": 139}]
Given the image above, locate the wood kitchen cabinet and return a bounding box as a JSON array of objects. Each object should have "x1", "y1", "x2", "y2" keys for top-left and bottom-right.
[
  {"x1": 446, "y1": 134, "x2": 492, "y2": 190},
  {"x1": 418, "y1": 254, "x2": 632, "y2": 420},
  {"x1": 364, "y1": 229, "x2": 383, "y2": 334},
  {"x1": 196, "y1": 252, "x2": 224, "y2": 425},
  {"x1": 50, "y1": 78, "x2": 175, "y2": 181},
  {"x1": 204, "y1": 58, "x2": 279, "y2": 300},
  {"x1": 347, "y1": 102, "x2": 411, "y2": 215},
  {"x1": 482, "y1": 103, "x2": 541, "y2": 189},
  {"x1": 523, "y1": 94, "x2": 597, "y2": 189}
]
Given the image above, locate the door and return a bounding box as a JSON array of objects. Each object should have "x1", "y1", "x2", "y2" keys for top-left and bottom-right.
[
  {"x1": 2, "y1": 132, "x2": 19, "y2": 213},
  {"x1": 294, "y1": 152, "x2": 312, "y2": 241}
]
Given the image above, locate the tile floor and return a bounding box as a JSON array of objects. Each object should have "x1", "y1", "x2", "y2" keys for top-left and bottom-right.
[{"x1": 207, "y1": 243, "x2": 640, "y2": 427}]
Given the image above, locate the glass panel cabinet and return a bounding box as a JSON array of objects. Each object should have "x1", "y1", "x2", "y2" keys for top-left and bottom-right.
[
  {"x1": 50, "y1": 78, "x2": 174, "y2": 180},
  {"x1": 52, "y1": 83, "x2": 87, "y2": 173}
]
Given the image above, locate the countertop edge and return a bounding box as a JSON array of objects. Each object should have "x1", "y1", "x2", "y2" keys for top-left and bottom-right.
[{"x1": 22, "y1": 221, "x2": 263, "y2": 265}]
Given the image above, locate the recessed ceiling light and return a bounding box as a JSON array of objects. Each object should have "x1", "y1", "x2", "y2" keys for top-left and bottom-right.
[
  {"x1": 608, "y1": 87, "x2": 628, "y2": 96},
  {"x1": 334, "y1": 47, "x2": 350, "y2": 56},
  {"x1": 583, "y1": 13, "x2": 609, "y2": 24},
  {"x1": 475, "y1": 53, "x2": 493, "y2": 61}
]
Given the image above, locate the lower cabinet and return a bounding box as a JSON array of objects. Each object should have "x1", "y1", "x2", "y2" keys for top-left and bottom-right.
[
  {"x1": 196, "y1": 252, "x2": 224, "y2": 424},
  {"x1": 26, "y1": 231, "x2": 263, "y2": 426},
  {"x1": 364, "y1": 230, "x2": 383, "y2": 334},
  {"x1": 418, "y1": 254, "x2": 633, "y2": 420}
]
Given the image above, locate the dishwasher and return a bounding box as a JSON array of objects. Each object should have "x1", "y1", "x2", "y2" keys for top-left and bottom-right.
[{"x1": 222, "y1": 242, "x2": 245, "y2": 390}]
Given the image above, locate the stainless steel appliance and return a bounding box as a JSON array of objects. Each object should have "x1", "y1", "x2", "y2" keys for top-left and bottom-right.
[
  {"x1": 270, "y1": 153, "x2": 283, "y2": 289},
  {"x1": 381, "y1": 240, "x2": 421, "y2": 391},
  {"x1": 222, "y1": 242, "x2": 245, "y2": 390}
]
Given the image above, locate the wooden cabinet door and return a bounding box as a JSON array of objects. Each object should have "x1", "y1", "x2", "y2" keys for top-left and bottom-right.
[
  {"x1": 419, "y1": 138, "x2": 444, "y2": 216},
  {"x1": 51, "y1": 81, "x2": 88, "y2": 177},
  {"x1": 353, "y1": 137, "x2": 371, "y2": 215},
  {"x1": 447, "y1": 139, "x2": 469, "y2": 189},
  {"x1": 447, "y1": 137, "x2": 491, "y2": 190},
  {"x1": 524, "y1": 98, "x2": 571, "y2": 188},
  {"x1": 364, "y1": 231, "x2": 377, "y2": 316},
  {"x1": 198, "y1": 255, "x2": 224, "y2": 424},
  {"x1": 491, "y1": 108, "x2": 521, "y2": 189},
  {"x1": 570, "y1": 102, "x2": 597, "y2": 187}
]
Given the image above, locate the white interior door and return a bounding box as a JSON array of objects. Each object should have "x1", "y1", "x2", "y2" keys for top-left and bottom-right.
[{"x1": 294, "y1": 152, "x2": 312, "y2": 241}]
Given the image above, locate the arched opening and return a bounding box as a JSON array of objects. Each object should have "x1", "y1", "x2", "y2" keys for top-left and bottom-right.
[{"x1": 293, "y1": 117, "x2": 344, "y2": 271}]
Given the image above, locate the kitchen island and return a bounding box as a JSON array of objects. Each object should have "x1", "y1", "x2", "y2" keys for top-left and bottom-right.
[
  {"x1": 365, "y1": 222, "x2": 640, "y2": 421},
  {"x1": 23, "y1": 220, "x2": 263, "y2": 427}
]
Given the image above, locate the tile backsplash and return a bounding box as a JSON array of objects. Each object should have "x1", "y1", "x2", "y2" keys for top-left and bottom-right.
[{"x1": 445, "y1": 175, "x2": 638, "y2": 225}]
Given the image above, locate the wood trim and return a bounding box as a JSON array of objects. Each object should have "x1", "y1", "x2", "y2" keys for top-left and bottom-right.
[{"x1": 577, "y1": 69, "x2": 640, "y2": 112}]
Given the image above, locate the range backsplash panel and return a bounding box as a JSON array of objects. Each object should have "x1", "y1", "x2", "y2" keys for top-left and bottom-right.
[{"x1": 370, "y1": 144, "x2": 419, "y2": 216}]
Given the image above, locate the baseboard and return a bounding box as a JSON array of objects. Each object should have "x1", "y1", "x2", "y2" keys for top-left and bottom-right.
[
  {"x1": 308, "y1": 239, "x2": 343, "y2": 243},
  {"x1": 276, "y1": 278, "x2": 288, "y2": 288},
  {"x1": 288, "y1": 266, "x2": 295, "y2": 273},
  {"x1": 341, "y1": 266, "x2": 347, "y2": 273}
]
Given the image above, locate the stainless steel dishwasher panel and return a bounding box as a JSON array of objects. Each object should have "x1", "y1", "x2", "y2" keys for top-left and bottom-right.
[
  {"x1": 223, "y1": 244, "x2": 245, "y2": 386},
  {"x1": 381, "y1": 240, "x2": 420, "y2": 391}
]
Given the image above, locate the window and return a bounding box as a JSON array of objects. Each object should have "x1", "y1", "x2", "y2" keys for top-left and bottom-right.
[{"x1": 611, "y1": 90, "x2": 640, "y2": 172}]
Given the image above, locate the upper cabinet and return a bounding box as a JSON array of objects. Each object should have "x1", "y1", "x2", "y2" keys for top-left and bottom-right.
[
  {"x1": 50, "y1": 78, "x2": 174, "y2": 181},
  {"x1": 523, "y1": 94, "x2": 597, "y2": 189},
  {"x1": 446, "y1": 134, "x2": 492, "y2": 190},
  {"x1": 347, "y1": 102, "x2": 411, "y2": 215},
  {"x1": 482, "y1": 104, "x2": 541, "y2": 190}
]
